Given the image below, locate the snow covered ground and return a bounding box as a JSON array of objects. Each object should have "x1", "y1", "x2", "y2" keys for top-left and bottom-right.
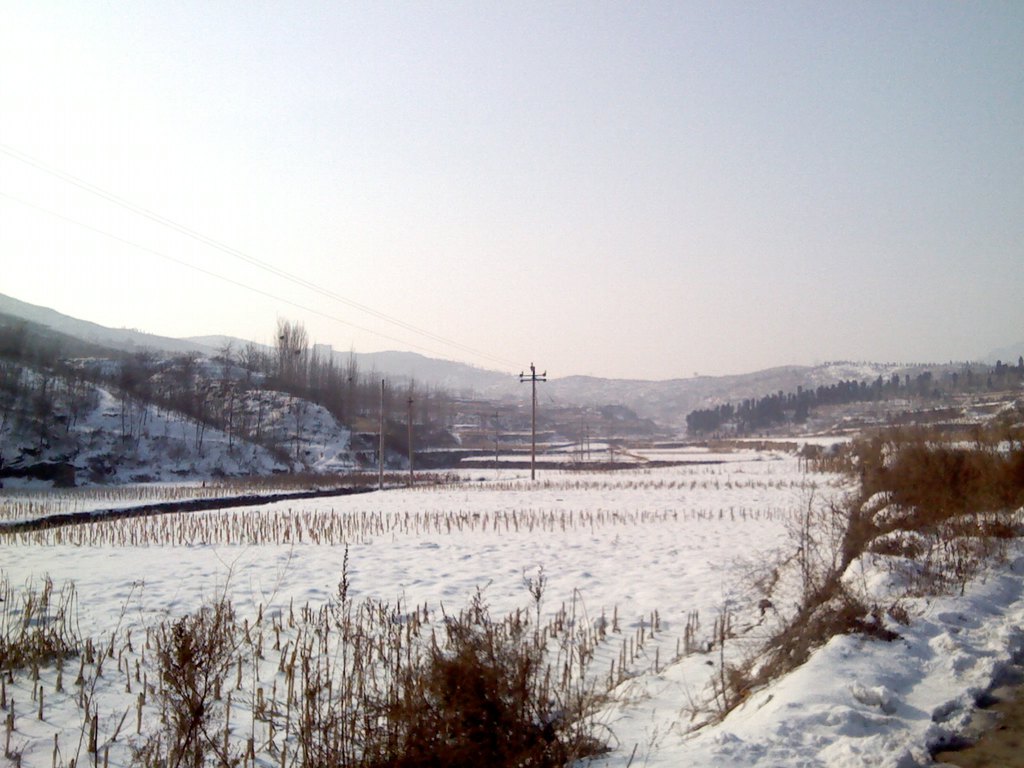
[
  {"x1": 599, "y1": 545, "x2": 1024, "y2": 767},
  {"x1": 3, "y1": 445, "x2": 1023, "y2": 767}
]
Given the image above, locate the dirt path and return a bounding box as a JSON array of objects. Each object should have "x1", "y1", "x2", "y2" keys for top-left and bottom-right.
[
  {"x1": 934, "y1": 672, "x2": 1024, "y2": 767},
  {"x1": 0, "y1": 484, "x2": 377, "y2": 533}
]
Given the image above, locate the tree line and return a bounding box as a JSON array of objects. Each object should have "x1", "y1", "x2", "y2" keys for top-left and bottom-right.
[{"x1": 686, "y1": 360, "x2": 1024, "y2": 436}]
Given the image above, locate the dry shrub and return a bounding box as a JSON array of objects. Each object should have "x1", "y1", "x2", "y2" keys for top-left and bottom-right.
[
  {"x1": 135, "y1": 597, "x2": 239, "y2": 768},
  {"x1": 746, "y1": 584, "x2": 899, "y2": 695},
  {"x1": 878, "y1": 444, "x2": 1021, "y2": 522},
  {"x1": 857, "y1": 431, "x2": 1024, "y2": 592},
  {"x1": 854, "y1": 423, "x2": 1024, "y2": 525},
  {"x1": 374, "y1": 591, "x2": 604, "y2": 768}
]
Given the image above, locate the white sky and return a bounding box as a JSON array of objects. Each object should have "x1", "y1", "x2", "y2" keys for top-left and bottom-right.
[{"x1": 1, "y1": 2, "x2": 1021, "y2": 380}]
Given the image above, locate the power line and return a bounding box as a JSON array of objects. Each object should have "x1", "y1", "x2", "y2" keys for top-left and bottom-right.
[
  {"x1": 0, "y1": 188, "x2": 498, "y2": 363},
  {"x1": 0, "y1": 142, "x2": 521, "y2": 369}
]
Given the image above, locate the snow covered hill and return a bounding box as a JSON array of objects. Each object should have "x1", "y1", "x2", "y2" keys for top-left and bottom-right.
[{"x1": 0, "y1": 364, "x2": 355, "y2": 487}]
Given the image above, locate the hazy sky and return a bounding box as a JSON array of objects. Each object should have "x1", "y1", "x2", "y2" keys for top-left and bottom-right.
[{"x1": 2, "y1": 2, "x2": 1022, "y2": 380}]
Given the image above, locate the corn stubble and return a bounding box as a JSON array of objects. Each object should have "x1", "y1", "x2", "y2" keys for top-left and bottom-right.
[{"x1": 0, "y1": 556, "x2": 617, "y2": 768}]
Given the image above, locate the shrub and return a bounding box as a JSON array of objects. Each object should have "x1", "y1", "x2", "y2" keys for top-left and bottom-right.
[
  {"x1": 376, "y1": 591, "x2": 604, "y2": 768},
  {"x1": 857, "y1": 428, "x2": 1024, "y2": 527},
  {"x1": 135, "y1": 597, "x2": 239, "y2": 768}
]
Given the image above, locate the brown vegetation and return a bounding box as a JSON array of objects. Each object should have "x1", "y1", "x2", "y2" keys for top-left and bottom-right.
[
  {"x1": 1, "y1": 560, "x2": 607, "y2": 768},
  {"x1": 717, "y1": 418, "x2": 1024, "y2": 717}
]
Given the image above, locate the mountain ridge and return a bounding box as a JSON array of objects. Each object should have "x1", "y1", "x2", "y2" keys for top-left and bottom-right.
[{"x1": 1, "y1": 292, "x2": 1007, "y2": 429}]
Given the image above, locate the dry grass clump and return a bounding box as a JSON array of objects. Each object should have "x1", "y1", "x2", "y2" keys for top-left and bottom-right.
[
  {"x1": 0, "y1": 574, "x2": 80, "y2": 674},
  {"x1": 740, "y1": 583, "x2": 900, "y2": 696},
  {"x1": 857, "y1": 426, "x2": 1024, "y2": 592},
  {"x1": 866, "y1": 441, "x2": 1024, "y2": 525}
]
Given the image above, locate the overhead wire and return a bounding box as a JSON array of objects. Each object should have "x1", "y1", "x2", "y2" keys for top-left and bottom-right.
[
  {"x1": 0, "y1": 188, "x2": 493, "y2": 364},
  {"x1": 0, "y1": 142, "x2": 521, "y2": 370}
]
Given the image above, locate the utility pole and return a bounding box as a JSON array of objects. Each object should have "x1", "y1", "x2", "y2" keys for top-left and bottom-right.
[
  {"x1": 407, "y1": 396, "x2": 414, "y2": 487},
  {"x1": 518, "y1": 363, "x2": 547, "y2": 481},
  {"x1": 492, "y1": 411, "x2": 500, "y2": 471},
  {"x1": 378, "y1": 378, "x2": 385, "y2": 490}
]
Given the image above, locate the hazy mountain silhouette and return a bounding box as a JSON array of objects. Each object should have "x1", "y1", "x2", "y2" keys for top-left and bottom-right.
[{"x1": 0, "y1": 292, "x2": 997, "y2": 429}]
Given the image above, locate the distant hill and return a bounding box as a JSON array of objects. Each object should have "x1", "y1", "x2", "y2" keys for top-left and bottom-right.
[
  {"x1": 185, "y1": 336, "x2": 514, "y2": 397},
  {"x1": 543, "y1": 361, "x2": 970, "y2": 429},
  {"x1": 0, "y1": 293, "x2": 219, "y2": 357},
  {"x1": 353, "y1": 350, "x2": 512, "y2": 395},
  {"x1": 1, "y1": 292, "x2": 1005, "y2": 431}
]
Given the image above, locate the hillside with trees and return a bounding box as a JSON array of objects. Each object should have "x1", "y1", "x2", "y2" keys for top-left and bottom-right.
[
  {"x1": 686, "y1": 361, "x2": 1024, "y2": 436},
  {"x1": 0, "y1": 313, "x2": 460, "y2": 486}
]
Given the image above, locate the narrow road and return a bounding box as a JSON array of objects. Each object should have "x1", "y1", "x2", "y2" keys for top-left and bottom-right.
[{"x1": 934, "y1": 666, "x2": 1024, "y2": 767}]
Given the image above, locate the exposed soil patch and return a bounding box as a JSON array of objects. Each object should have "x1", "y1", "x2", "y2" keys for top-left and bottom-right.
[{"x1": 934, "y1": 666, "x2": 1024, "y2": 767}]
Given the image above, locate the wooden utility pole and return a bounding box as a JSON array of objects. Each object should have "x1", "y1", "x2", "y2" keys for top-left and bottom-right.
[
  {"x1": 407, "y1": 396, "x2": 414, "y2": 487},
  {"x1": 378, "y1": 378, "x2": 385, "y2": 490},
  {"x1": 518, "y1": 363, "x2": 547, "y2": 481},
  {"x1": 492, "y1": 411, "x2": 500, "y2": 471}
]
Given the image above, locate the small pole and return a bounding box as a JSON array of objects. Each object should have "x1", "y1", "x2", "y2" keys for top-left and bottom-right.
[
  {"x1": 492, "y1": 411, "x2": 500, "y2": 471},
  {"x1": 378, "y1": 378, "x2": 385, "y2": 490},
  {"x1": 407, "y1": 396, "x2": 414, "y2": 487}
]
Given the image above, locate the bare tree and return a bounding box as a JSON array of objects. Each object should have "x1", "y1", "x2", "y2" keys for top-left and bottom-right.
[
  {"x1": 344, "y1": 349, "x2": 359, "y2": 420},
  {"x1": 275, "y1": 318, "x2": 309, "y2": 392},
  {"x1": 216, "y1": 340, "x2": 235, "y2": 366},
  {"x1": 239, "y1": 341, "x2": 268, "y2": 375}
]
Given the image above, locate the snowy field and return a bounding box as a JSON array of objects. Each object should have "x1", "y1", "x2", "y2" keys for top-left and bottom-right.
[{"x1": 3, "y1": 445, "x2": 1024, "y2": 767}]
